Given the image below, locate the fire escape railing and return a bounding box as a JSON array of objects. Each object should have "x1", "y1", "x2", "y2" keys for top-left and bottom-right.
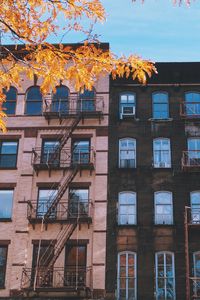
[
  {"x1": 32, "y1": 147, "x2": 95, "y2": 171},
  {"x1": 185, "y1": 207, "x2": 200, "y2": 226},
  {"x1": 180, "y1": 101, "x2": 200, "y2": 118},
  {"x1": 27, "y1": 199, "x2": 93, "y2": 222},
  {"x1": 21, "y1": 266, "x2": 92, "y2": 290},
  {"x1": 182, "y1": 151, "x2": 200, "y2": 170}
]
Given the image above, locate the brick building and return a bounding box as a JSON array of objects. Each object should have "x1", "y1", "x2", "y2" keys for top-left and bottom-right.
[
  {"x1": 0, "y1": 43, "x2": 109, "y2": 299},
  {"x1": 106, "y1": 62, "x2": 200, "y2": 300}
]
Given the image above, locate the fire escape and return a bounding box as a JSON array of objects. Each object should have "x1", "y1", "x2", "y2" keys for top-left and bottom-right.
[
  {"x1": 185, "y1": 207, "x2": 200, "y2": 300},
  {"x1": 21, "y1": 93, "x2": 104, "y2": 296}
]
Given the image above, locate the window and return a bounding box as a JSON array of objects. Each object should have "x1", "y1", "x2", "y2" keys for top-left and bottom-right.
[
  {"x1": 52, "y1": 85, "x2": 69, "y2": 113},
  {"x1": 119, "y1": 138, "x2": 136, "y2": 168},
  {"x1": 154, "y1": 192, "x2": 173, "y2": 225},
  {"x1": 153, "y1": 138, "x2": 171, "y2": 168},
  {"x1": 187, "y1": 138, "x2": 200, "y2": 166},
  {"x1": 193, "y1": 252, "x2": 200, "y2": 297},
  {"x1": 2, "y1": 87, "x2": 17, "y2": 115},
  {"x1": 117, "y1": 252, "x2": 137, "y2": 300},
  {"x1": 65, "y1": 245, "x2": 86, "y2": 287},
  {"x1": 72, "y1": 140, "x2": 90, "y2": 164},
  {"x1": 185, "y1": 92, "x2": 200, "y2": 116},
  {"x1": 191, "y1": 192, "x2": 200, "y2": 224},
  {"x1": 41, "y1": 140, "x2": 60, "y2": 166},
  {"x1": 0, "y1": 246, "x2": 8, "y2": 288},
  {"x1": 155, "y1": 252, "x2": 175, "y2": 300},
  {"x1": 0, "y1": 190, "x2": 13, "y2": 219},
  {"x1": 0, "y1": 141, "x2": 18, "y2": 168},
  {"x1": 69, "y1": 188, "x2": 89, "y2": 217},
  {"x1": 119, "y1": 93, "x2": 135, "y2": 119},
  {"x1": 118, "y1": 192, "x2": 136, "y2": 225},
  {"x1": 79, "y1": 88, "x2": 95, "y2": 112},
  {"x1": 25, "y1": 86, "x2": 43, "y2": 115},
  {"x1": 152, "y1": 92, "x2": 169, "y2": 119},
  {"x1": 37, "y1": 189, "x2": 57, "y2": 218}
]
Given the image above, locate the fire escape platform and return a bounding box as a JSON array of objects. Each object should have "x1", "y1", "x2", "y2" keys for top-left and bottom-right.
[{"x1": 28, "y1": 216, "x2": 92, "y2": 225}]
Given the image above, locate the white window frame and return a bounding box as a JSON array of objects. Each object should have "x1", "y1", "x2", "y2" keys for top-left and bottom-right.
[
  {"x1": 154, "y1": 192, "x2": 173, "y2": 225},
  {"x1": 119, "y1": 93, "x2": 136, "y2": 120},
  {"x1": 117, "y1": 251, "x2": 137, "y2": 300},
  {"x1": 119, "y1": 138, "x2": 136, "y2": 168},
  {"x1": 118, "y1": 192, "x2": 137, "y2": 225},
  {"x1": 185, "y1": 92, "x2": 200, "y2": 116},
  {"x1": 155, "y1": 251, "x2": 176, "y2": 300},
  {"x1": 153, "y1": 138, "x2": 171, "y2": 168},
  {"x1": 193, "y1": 251, "x2": 200, "y2": 297},
  {"x1": 190, "y1": 191, "x2": 200, "y2": 224},
  {"x1": 0, "y1": 190, "x2": 14, "y2": 219},
  {"x1": 187, "y1": 138, "x2": 200, "y2": 164},
  {"x1": 152, "y1": 92, "x2": 169, "y2": 119}
]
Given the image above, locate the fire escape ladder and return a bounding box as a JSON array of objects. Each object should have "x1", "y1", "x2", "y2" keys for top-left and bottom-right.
[{"x1": 43, "y1": 166, "x2": 78, "y2": 221}]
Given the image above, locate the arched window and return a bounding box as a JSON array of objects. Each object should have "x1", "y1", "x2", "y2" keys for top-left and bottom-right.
[
  {"x1": 185, "y1": 92, "x2": 200, "y2": 116},
  {"x1": 154, "y1": 192, "x2": 173, "y2": 225},
  {"x1": 152, "y1": 92, "x2": 169, "y2": 119},
  {"x1": 119, "y1": 138, "x2": 136, "y2": 168},
  {"x1": 79, "y1": 88, "x2": 95, "y2": 112},
  {"x1": 117, "y1": 251, "x2": 137, "y2": 300},
  {"x1": 25, "y1": 86, "x2": 43, "y2": 115},
  {"x1": 190, "y1": 192, "x2": 200, "y2": 224},
  {"x1": 155, "y1": 252, "x2": 175, "y2": 300},
  {"x1": 119, "y1": 92, "x2": 135, "y2": 119},
  {"x1": 3, "y1": 86, "x2": 17, "y2": 115},
  {"x1": 118, "y1": 192, "x2": 136, "y2": 225},
  {"x1": 153, "y1": 138, "x2": 171, "y2": 168},
  {"x1": 193, "y1": 252, "x2": 200, "y2": 296},
  {"x1": 52, "y1": 85, "x2": 69, "y2": 114}
]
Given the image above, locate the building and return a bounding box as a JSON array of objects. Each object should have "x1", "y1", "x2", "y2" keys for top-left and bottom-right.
[
  {"x1": 0, "y1": 43, "x2": 109, "y2": 299},
  {"x1": 106, "y1": 62, "x2": 200, "y2": 300}
]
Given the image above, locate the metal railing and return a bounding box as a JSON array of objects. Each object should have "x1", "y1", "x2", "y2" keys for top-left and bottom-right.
[
  {"x1": 190, "y1": 275, "x2": 200, "y2": 299},
  {"x1": 27, "y1": 200, "x2": 93, "y2": 222},
  {"x1": 32, "y1": 147, "x2": 95, "y2": 170},
  {"x1": 180, "y1": 102, "x2": 200, "y2": 118},
  {"x1": 21, "y1": 266, "x2": 92, "y2": 290},
  {"x1": 182, "y1": 151, "x2": 200, "y2": 169},
  {"x1": 185, "y1": 207, "x2": 200, "y2": 225},
  {"x1": 43, "y1": 96, "x2": 104, "y2": 116}
]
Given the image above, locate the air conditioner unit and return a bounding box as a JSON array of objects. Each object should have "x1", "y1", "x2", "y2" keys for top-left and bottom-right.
[{"x1": 120, "y1": 106, "x2": 135, "y2": 119}]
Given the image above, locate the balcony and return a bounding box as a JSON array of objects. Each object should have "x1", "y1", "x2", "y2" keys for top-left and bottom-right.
[
  {"x1": 27, "y1": 200, "x2": 93, "y2": 224},
  {"x1": 43, "y1": 96, "x2": 104, "y2": 120},
  {"x1": 21, "y1": 267, "x2": 92, "y2": 292},
  {"x1": 182, "y1": 151, "x2": 200, "y2": 171},
  {"x1": 32, "y1": 147, "x2": 95, "y2": 172},
  {"x1": 180, "y1": 101, "x2": 200, "y2": 118}
]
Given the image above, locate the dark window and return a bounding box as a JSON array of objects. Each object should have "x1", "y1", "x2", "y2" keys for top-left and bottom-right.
[
  {"x1": 65, "y1": 245, "x2": 86, "y2": 287},
  {"x1": 0, "y1": 141, "x2": 18, "y2": 168},
  {"x1": 69, "y1": 189, "x2": 89, "y2": 217},
  {"x1": 52, "y1": 85, "x2": 69, "y2": 113},
  {"x1": 0, "y1": 190, "x2": 13, "y2": 219},
  {"x1": 72, "y1": 140, "x2": 90, "y2": 164},
  {"x1": 0, "y1": 246, "x2": 8, "y2": 288},
  {"x1": 79, "y1": 88, "x2": 95, "y2": 112},
  {"x1": 25, "y1": 86, "x2": 43, "y2": 115},
  {"x1": 152, "y1": 92, "x2": 169, "y2": 119},
  {"x1": 2, "y1": 87, "x2": 17, "y2": 115},
  {"x1": 41, "y1": 140, "x2": 60, "y2": 166},
  {"x1": 37, "y1": 189, "x2": 57, "y2": 218},
  {"x1": 185, "y1": 92, "x2": 200, "y2": 116}
]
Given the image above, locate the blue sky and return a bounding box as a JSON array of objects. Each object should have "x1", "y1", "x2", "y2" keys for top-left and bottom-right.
[{"x1": 57, "y1": 0, "x2": 200, "y2": 62}]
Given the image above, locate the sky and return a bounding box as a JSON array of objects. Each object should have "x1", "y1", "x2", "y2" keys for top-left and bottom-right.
[{"x1": 56, "y1": 0, "x2": 200, "y2": 62}]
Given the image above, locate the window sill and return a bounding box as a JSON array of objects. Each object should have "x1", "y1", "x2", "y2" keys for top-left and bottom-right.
[
  {"x1": 148, "y1": 118, "x2": 173, "y2": 122},
  {"x1": 117, "y1": 223, "x2": 137, "y2": 227},
  {"x1": 0, "y1": 218, "x2": 12, "y2": 222},
  {"x1": 0, "y1": 167, "x2": 17, "y2": 170},
  {"x1": 0, "y1": 286, "x2": 6, "y2": 289},
  {"x1": 154, "y1": 224, "x2": 175, "y2": 227}
]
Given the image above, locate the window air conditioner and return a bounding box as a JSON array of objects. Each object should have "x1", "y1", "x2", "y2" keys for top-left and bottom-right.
[{"x1": 120, "y1": 106, "x2": 135, "y2": 119}]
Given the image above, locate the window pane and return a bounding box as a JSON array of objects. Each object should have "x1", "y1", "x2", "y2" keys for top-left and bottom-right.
[
  {"x1": 26, "y1": 102, "x2": 42, "y2": 115},
  {"x1": 69, "y1": 189, "x2": 89, "y2": 216},
  {"x1": 3, "y1": 102, "x2": 16, "y2": 115},
  {"x1": 72, "y1": 140, "x2": 90, "y2": 164},
  {"x1": 0, "y1": 190, "x2": 13, "y2": 218},
  {"x1": 0, "y1": 246, "x2": 7, "y2": 287},
  {"x1": 1, "y1": 142, "x2": 17, "y2": 154},
  {"x1": 27, "y1": 87, "x2": 42, "y2": 100},
  {"x1": 37, "y1": 189, "x2": 57, "y2": 218}
]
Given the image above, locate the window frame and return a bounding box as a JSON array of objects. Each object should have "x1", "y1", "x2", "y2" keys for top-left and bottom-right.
[
  {"x1": 155, "y1": 251, "x2": 176, "y2": 300},
  {"x1": 68, "y1": 187, "x2": 89, "y2": 217},
  {"x1": 2, "y1": 86, "x2": 17, "y2": 115},
  {"x1": 36, "y1": 188, "x2": 58, "y2": 219},
  {"x1": 153, "y1": 138, "x2": 171, "y2": 168},
  {"x1": 119, "y1": 138, "x2": 137, "y2": 168},
  {"x1": 0, "y1": 245, "x2": 8, "y2": 289},
  {"x1": 154, "y1": 191, "x2": 173, "y2": 225},
  {"x1": 117, "y1": 251, "x2": 137, "y2": 300},
  {"x1": 190, "y1": 191, "x2": 200, "y2": 224},
  {"x1": 193, "y1": 251, "x2": 200, "y2": 297},
  {"x1": 0, "y1": 189, "x2": 14, "y2": 221},
  {"x1": 184, "y1": 91, "x2": 200, "y2": 117},
  {"x1": 78, "y1": 87, "x2": 96, "y2": 112},
  {"x1": 0, "y1": 140, "x2": 19, "y2": 169},
  {"x1": 119, "y1": 92, "x2": 136, "y2": 120},
  {"x1": 152, "y1": 92, "x2": 169, "y2": 120},
  {"x1": 25, "y1": 86, "x2": 43, "y2": 116},
  {"x1": 118, "y1": 191, "x2": 137, "y2": 225},
  {"x1": 71, "y1": 139, "x2": 91, "y2": 165},
  {"x1": 41, "y1": 139, "x2": 60, "y2": 166},
  {"x1": 52, "y1": 85, "x2": 69, "y2": 114}
]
